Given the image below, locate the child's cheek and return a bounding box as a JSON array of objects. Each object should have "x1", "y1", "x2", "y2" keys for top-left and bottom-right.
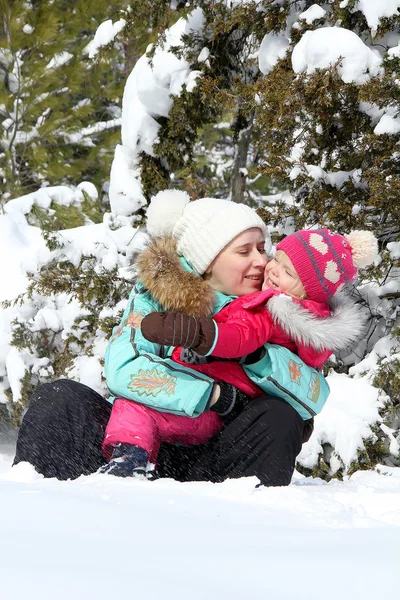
[{"x1": 261, "y1": 265, "x2": 269, "y2": 291}]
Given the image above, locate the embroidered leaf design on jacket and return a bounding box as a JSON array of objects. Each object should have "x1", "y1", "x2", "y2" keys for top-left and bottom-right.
[
  {"x1": 126, "y1": 311, "x2": 145, "y2": 329},
  {"x1": 128, "y1": 368, "x2": 177, "y2": 397}
]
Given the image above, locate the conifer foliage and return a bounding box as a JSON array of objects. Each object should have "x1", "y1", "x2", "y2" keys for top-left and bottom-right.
[{"x1": 0, "y1": 0, "x2": 127, "y2": 204}]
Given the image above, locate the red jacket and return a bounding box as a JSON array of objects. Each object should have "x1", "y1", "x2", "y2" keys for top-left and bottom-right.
[
  {"x1": 211, "y1": 288, "x2": 332, "y2": 368},
  {"x1": 172, "y1": 289, "x2": 332, "y2": 398}
]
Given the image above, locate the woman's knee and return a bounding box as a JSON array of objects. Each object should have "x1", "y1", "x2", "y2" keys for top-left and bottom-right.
[
  {"x1": 248, "y1": 395, "x2": 304, "y2": 432},
  {"x1": 29, "y1": 379, "x2": 107, "y2": 416},
  {"x1": 29, "y1": 379, "x2": 78, "y2": 411}
]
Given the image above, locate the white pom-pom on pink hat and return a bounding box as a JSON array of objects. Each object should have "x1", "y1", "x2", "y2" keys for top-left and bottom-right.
[{"x1": 344, "y1": 230, "x2": 378, "y2": 268}]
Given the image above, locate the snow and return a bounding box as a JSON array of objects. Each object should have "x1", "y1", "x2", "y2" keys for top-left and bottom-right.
[
  {"x1": 198, "y1": 47, "x2": 210, "y2": 62},
  {"x1": 298, "y1": 4, "x2": 326, "y2": 25},
  {"x1": 64, "y1": 118, "x2": 122, "y2": 146},
  {"x1": 66, "y1": 355, "x2": 105, "y2": 396},
  {"x1": 5, "y1": 348, "x2": 27, "y2": 404},
  {"x1": 299, "y1": 373, "x2": 381, "y2": 470},
  {"x1": 355, "y1": 0, "x2": 400, "y2": 35},
  {"x1": 108, "y1": 9, "x2": 205, "y2": 216},
  {"x1": 349, "y1": 335, "x2": 400, "y2": 379},
  {"x1": 292, "y1": 27, "x2": 383, "y2": 85},
  {"x1": 0, "y1": 446, "x2": 399, "y2": 600},
  {"x1": 388, "y1": 43, "x2": 400, "y2": 58},
  {"x1": 45, "y1": 52, "x2": 73, "y2": 71},
  {"x1": 77, "y1": 181, "x2": 98, "y2": 200},
  {"x1": 4, "y1": 185, "x2": 82, "y2": 215},
  {"x1": 85, "y1": 19, "x2": 126, "y2": 59},
  {"x1": 374, "y1": 113, "x2": 400, "y2": 135},
  {"x1": 259, "y1": 32, "x2": 290, "y2": 74},
  {"x1": 290, "y1": 164, "x2": 359, "y2": 189},
  {"x1": 388, "y1": 241, "x2": 400, "y2": 259},
  {"x1": 0, "y1": 186, "x2": 148, "y2": 405},
  {"x1": 0, "y1": 212, "x2": 46, "y2": 300}
]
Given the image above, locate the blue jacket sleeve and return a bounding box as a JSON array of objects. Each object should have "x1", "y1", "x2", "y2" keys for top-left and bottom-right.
[{"x1": 104, "y1": 285, "x2": 215, "y2": 417}]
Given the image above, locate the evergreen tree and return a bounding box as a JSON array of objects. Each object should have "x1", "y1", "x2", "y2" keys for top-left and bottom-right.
[
  {"x1": 0, "y1": 0, "x2": 128, "y2": 207},
  {"x1": 121, "y1": 0, "x2": 277, "y2": 204}
]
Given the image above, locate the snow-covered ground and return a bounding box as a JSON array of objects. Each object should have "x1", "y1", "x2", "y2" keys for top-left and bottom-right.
[{"x1": 1, "y1": 435, "x2": 399, "y2": 600}]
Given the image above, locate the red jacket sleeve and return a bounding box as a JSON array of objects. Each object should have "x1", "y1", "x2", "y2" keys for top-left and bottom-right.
[
  {"x1": 211, "y1": 306, "x2": 274, "y2": 359},
  {"x1": 295, "y1": 299, "x2": 332, "y2": 369},
  {"x1": 297, "y1": 345, "x2": 332, "y2": 369}
]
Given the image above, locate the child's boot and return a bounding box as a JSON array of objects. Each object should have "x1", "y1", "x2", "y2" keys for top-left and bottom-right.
[{"x1": 101, "y1": 443, "x2": 149, "y2": 478}]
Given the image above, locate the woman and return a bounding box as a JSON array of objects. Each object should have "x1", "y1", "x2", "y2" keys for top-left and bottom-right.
[{"x1": 13, "y1": 190, "x2": 312, "y2": 486}]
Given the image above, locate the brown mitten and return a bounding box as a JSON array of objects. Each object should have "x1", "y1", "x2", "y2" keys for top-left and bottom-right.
[{"x1": 140, "y1": 311, "x2": 216, "y2": 355}]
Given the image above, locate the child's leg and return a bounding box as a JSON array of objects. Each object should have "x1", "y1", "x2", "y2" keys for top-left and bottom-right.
[
  {"x1": 102, "y1": 399, "x2": 161, "y2": 464},
  {"x1": 152, "y1": 410, "x2": 223, "y2": 448}
]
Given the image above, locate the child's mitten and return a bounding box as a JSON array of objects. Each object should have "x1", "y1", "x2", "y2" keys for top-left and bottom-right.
[{"x1": 141, "y1": 311, "x2": 216, "y2": 355}]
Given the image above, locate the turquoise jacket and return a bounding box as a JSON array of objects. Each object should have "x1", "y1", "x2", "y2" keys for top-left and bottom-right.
[{"x1": 104, "y1": 238, "x2": 234, "y2": 417}]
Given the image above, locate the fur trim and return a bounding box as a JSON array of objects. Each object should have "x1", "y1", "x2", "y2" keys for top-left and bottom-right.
[
  {"x1": 135, "y1": 236, "x2": 215, "y2": 317},
  {"x1": 267, "y1": 293, "x2": 368, "y2": 351},
  {"x1": 344, "y1": 230, "x2": 378, "y2": 268},
  {"x1": 146, "y1": 189, "x2": 190, "y2": 238}
]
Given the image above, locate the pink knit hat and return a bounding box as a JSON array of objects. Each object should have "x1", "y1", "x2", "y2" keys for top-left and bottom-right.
[{"x1": 276, "y1": 229, "x2": 378, "y2": 302}]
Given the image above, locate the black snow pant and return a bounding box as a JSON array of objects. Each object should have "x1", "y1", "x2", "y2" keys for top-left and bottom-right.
[{"x1": 13, "y1": 379, "x2": 306, "y2": 486}]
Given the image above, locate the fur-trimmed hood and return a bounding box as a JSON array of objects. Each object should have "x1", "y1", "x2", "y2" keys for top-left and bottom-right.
[
  {"x1": 267, "y1": 293, "x2": 367, "y2": 352},
  {"x1": 135, "y1": 237, "x2": 216, "y2": 317}
]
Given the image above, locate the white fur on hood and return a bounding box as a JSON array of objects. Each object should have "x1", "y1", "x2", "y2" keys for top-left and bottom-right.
[{"x1": 267, "y1": 293, "x2": 367, "y2": 352}]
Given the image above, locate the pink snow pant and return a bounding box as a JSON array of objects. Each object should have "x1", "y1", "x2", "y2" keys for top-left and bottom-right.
[{"x1": 102, "y1": 398, "x2": 224, "y2": 465}]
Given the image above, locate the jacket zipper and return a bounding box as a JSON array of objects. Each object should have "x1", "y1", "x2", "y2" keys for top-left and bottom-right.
[{"x1": 266, "y1": 376, "x2": 316, "y2": 418}]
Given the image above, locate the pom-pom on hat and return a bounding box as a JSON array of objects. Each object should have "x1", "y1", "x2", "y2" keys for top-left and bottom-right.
[
  {"x1": 146, "y1": 189, "x2": 268, "y2": 275},
  {"x1": 276, "y1": 228, "x2": 378, "y2": 302}
]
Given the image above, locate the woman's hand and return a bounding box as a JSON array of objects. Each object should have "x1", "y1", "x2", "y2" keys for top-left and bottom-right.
[
  {"x1": 140, "y1": 311, "x2": 217, "y2": 355},
  {"x1": 209, "y1": 384, "x2": 220, "y2": 407},
  {"x1": 209, "y1": 382, "x2": 250, "y2": 422}
]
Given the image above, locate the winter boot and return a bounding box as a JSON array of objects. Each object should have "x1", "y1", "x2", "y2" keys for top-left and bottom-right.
[{"x1": 101, "y1": 443, "x2": 149, "y2": 478}]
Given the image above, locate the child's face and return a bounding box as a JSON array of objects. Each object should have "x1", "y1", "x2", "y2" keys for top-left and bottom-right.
[{"x1": 262, "y1": 250, "x2": 306, "y2": 298}]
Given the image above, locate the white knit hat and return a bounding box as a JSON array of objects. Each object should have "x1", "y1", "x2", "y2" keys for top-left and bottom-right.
[{"x1": 146, "y1": 189, "x2": 268, "y2": 275}]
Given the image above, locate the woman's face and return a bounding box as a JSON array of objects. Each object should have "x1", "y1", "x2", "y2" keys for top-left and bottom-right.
[{"x1": 204, "y1": 228, "x2": 267, "y2": 296}]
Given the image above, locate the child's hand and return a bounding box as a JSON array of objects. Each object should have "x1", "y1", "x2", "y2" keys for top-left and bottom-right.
[{"x1": 141, "y1": 311, "x2": 216, "y2": 355}]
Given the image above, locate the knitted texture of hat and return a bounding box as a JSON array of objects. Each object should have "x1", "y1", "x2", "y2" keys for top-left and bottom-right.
[
  {"x1": 173, "y1": 198, "x2": 268, "y2": 275},
  {"x1": 276, "y1": 229, "x2": 377, "y2": 302}
]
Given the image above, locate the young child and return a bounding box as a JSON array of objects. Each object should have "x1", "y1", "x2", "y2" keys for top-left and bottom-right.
[{"x1": 141, "y1": 228, "x2": 378, "y2": 414}]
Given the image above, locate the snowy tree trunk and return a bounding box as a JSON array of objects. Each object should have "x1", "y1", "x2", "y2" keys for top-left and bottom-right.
[{"x1": 230, "y1": 113, "x2": 254, "y2": 204}]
